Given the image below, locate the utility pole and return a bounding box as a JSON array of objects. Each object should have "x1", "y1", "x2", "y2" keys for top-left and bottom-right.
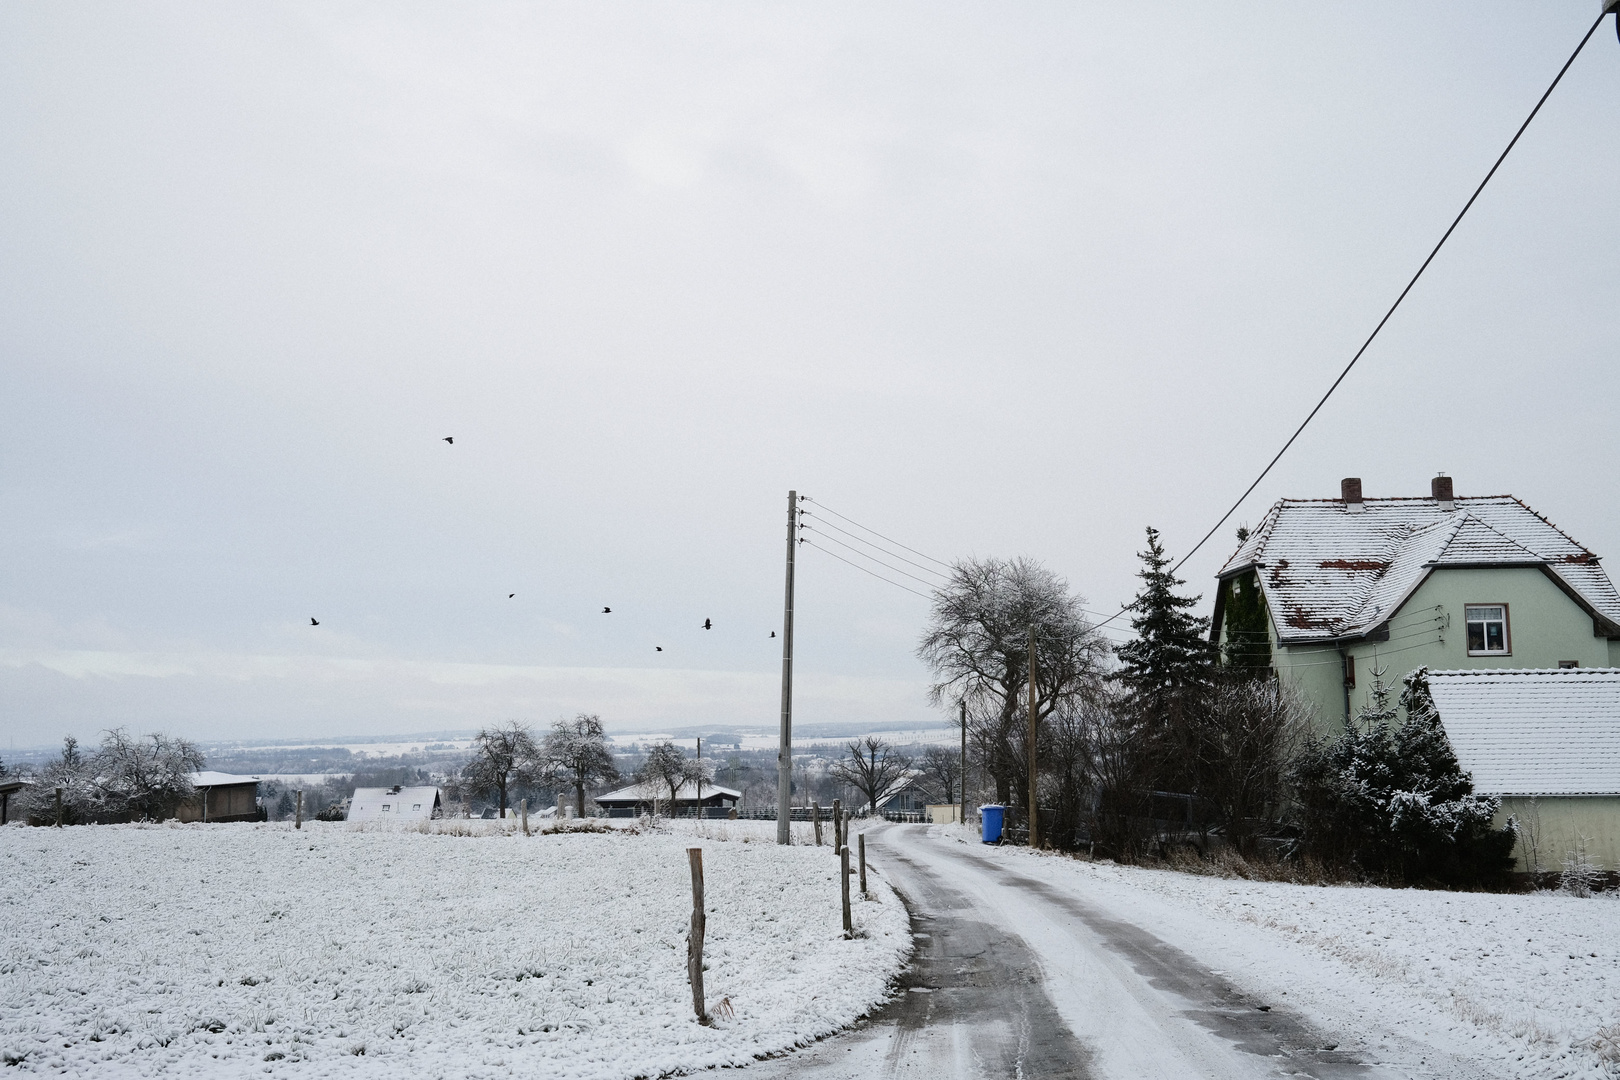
[
  {"x1": 1027, "y1": 627, "x2": 1039, "y2": 849},
  {"x1": 695, "y1": 736, "x2": 702, "y2": 818},
  {"x1": 776, "y1": 490, "x2": 798, "y2": 845},
  {"x1": 959, "y1": 699, "x2": 968, "y2": 827}
]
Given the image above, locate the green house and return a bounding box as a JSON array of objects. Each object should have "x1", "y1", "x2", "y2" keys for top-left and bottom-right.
[{"x1": 1210, "y1": 475, "x2": 1620, "y2": 872}]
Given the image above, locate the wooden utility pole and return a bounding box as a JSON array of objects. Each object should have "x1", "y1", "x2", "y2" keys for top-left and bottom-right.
[
  {"x1": 686, "y1": 848, "x2": 709, "y2": 1023},
  {"x1": 54, "y1": 787, "x2": 63, "y2": 828},
  {"x1": 959, "y1": 699, "x2": 968, "y2": 827},
  {"x1": 695, "y1": 737, "x2": 702, "y2": 820},
  {"x1": 776, "y1": 490, "x2": 798, "y2": 845},
  {"x1": 294, "y1": 789, "x2": 303, "y2": 830},
  {"x1": 1027, "y1": 626, "x2": 1039, "y2": 849},
  {"x1": 840, "y1": 845, "x2": 853, "y2": 937}
]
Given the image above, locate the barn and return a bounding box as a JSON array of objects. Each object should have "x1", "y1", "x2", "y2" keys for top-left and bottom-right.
[
  {"x1": 594, "y1": 782, "x2": 741, "y2": 818},
  {"x1": 176, "y1": 772, "x2": 263, "y2": 823},
  {"x1": 347, "y1": 785, "x2": 442, "y2": 822}
]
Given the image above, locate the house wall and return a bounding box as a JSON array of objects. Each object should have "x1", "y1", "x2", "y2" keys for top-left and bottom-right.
[
  {"x1": 1264, "y1": 566, "x2": 1613, "y2": 730},
  {"x1": 1497, "y1": 795, "x2": 1620, "y2": 875}
]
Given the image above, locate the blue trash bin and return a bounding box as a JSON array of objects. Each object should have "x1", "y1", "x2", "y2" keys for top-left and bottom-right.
[{"x1": 980, "y1": 804, "x2": 1004, "y2": 844}]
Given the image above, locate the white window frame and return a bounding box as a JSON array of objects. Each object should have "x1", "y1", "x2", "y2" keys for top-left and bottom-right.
[
  {"x1": 382, "y1": 804, "x2": 391, "y2": 812},
  {"x1": 1465, "y1": 603, "x2": 1511, "y2": 656}
]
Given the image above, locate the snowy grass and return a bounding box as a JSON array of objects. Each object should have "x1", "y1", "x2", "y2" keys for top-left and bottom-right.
[
  {"x1": 961, "y1": 833, "x2": 1620, "y2": 1079},
  {"x1": 0, "y1": 819, "x2": 908, "y2": 1078}
]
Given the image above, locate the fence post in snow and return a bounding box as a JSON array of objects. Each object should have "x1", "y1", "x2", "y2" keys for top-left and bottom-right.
[
  {"x1": 686, "y1": 847, "x2": 709, "y2": 1023},
  {"x1": 840, "y1": 845, "x2": 853, "y2": 937},
  {"x1": 832, "y1": 800, "x2": 842, "y2": 856},
  {"x1": 858, "y1": 833, "x2": 867, "y2": 896},
  {"x1": 811, "y1": 802, "x2": 822, "y2": 846},
  {"x1": 294, "y1": 790, "x2": 303, "y2": 830},
  {"x1": 54, "y1": 787, "x2": 63, "y2": 828},
  {"x1": 521, "y1": 799, "x2": 529, "y2": 836}
]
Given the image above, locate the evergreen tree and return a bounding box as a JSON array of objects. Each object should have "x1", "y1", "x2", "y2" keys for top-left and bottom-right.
[{"x1": 1115, "y1": 526, "x2": 1215, "y2": 721}]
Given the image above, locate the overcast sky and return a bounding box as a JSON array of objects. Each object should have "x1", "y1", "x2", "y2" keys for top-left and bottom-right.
[{"x1": 3, "y1": 2, "x2": 1617, "y2": 750}]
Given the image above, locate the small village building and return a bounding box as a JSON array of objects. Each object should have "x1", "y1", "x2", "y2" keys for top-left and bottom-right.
[
  {"x1": 594, "y1": 782, "x2": 741, "y2": 818},
  {"x1": 346, "y1": 786, "x2": 442, "y2": 822},
  {"x1": 1211, "y1": 476, "x2": 1620, "y2": 729},
  {"x1": 1427, "y1": 667, "x2": 1620, "y2": 874},
  {"x1": 864, "y1": 776, "x2": 930, "y2": 818},
  {"x1": 177, "y1": 772, "x2": 263, "y2": 823}
]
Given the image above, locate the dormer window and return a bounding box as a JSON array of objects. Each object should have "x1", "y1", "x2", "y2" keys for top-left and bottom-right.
[{"x1": 1465, "y1": 605, "x2": 1510, "y2": 655}]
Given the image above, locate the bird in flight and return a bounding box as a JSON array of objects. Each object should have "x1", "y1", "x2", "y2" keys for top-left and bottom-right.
[
  {"x1": 310, "y1": 618, "x2": 320, "y2": 626},
  {"x1": 656, "y1": 646, "x2": 663, "y2": 652},
  {"x1": 443, "y1": 437, "x2": 454, "y2": 444},
  {"x1": 702, "y1": 618, "x2": 712, "y2": 630},
  {"x1": 770, "y1": 630, "x2": 776, "y2": 638},
  {"x1": 602, "y1": 606, "x2": 612, "y2": 614},
  {"x1": 509, "y1": 593, "x2": 515, "y2": 598}
]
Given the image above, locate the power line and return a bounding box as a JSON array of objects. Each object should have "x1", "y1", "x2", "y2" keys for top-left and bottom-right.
[
  {"x1": 800, "y1": 498, "x2": 953, "y2": 569},
  {"x1": 800, "y1": 514, "x2": 949, "y2": 580},
  {"x1": 1169, "y1": 10, "x2": 1612, "y2": 579},
  {"x1": 800, "y1": 539, "x2": 933, "y2": 600},
  {"x1": 799, "y1": 526, "x2": 943, "y2": 589}
]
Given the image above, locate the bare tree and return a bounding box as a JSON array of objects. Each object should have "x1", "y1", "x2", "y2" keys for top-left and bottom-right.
[
  {"x1": 829, "y1": 737, "x2": 913, "y2": 816},
  {"x1": 23, "y1": 736, "x2": 100, "y2": 824},
  {"x1": 637, "y1": 741, "x2": 711, "y2": 815},
  {"x1": 98, "y1": 728, "x2": 206, "y2": 821},
  {"x1": 462, "y1": 722, "x2": 541, "y2": 817},
  {"x1": 918, "y1": 556, "x2": 1109, "y2": 810},
  {"x1": 916, "y1": 746, "x2": 961, "y2": 806},
  {"x1": 542, "y1": 713, "x2": 620, "y2": 817},
  {"x1": 1189, "y1": 678, "x2": 1308, "y2": 854}
]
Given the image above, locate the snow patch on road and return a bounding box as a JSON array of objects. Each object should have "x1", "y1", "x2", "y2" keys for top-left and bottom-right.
[{"x1": 0, "y1": 818, "x2": 908, "y2": 1078}]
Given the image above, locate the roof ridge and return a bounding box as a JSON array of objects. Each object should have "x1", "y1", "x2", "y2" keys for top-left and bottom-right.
[
  {"x1": 1503, "y1": 495, "x2": 1595, "y2": 558},
  {"x1": 1437, "y1": 513, "x2": 1546, "y2": 562}
]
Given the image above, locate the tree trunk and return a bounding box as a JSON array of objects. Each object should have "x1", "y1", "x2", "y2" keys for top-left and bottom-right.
[{"x1": 575, "y1": 780, "x2": 586, "y2": 818}]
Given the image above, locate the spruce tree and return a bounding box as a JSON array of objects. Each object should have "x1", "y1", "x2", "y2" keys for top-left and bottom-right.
[{"x1": 1115, "y1": 526, "x2": 1214, "y2": 719}]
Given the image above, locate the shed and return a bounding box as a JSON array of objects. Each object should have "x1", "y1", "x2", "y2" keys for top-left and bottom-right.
[
  {"x1": 1428, "y1": 667, "x2": 1620, "y2": 873},
  {"x1": 594, "y1": 782, "x2": 741, "y2": 818},
  {"x1": 0, "y1": 778, "x2": 32, "y2": 825},
  {"x1": 177, "y1": 772, "x2": 263, "y2": 823},
  {"x1": 347, "y1": 786, "x2": 442, "y2": 822}
]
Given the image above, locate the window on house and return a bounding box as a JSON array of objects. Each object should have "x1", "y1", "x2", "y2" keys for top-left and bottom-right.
[
  {"x1": 382, "y1": 804, "x2": 391, "y2": 812},
  {"x1": 1465, "y1": 605, "x2": 1510, "y2": 655},
  {"x1": 412, "y1": 804, "x2": 422, "y2": 811},
  {"x1": 1559, "y1": 660, "x2": 1579, "y2": 669},
  {"x1": 1342, "y1": 654, "x2": 1355, "y2": 688}
]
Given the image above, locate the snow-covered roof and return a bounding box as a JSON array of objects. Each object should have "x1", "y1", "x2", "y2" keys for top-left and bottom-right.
[
  {"x1": 595, "y1": 782, "x2": 742, "y2": 804},
  {"x1": 191, "y1": 771, "x2": 262, "y2": 787},
  {"x1": 1428, "y1": 668, "x2": 1620, "y2": 796},
  {"x1": 1218, "y1": 495, "x2": 1620, "y2": 643},
  {"x1": 347, "y1": 786, "x2": 441, "y2": 822}
]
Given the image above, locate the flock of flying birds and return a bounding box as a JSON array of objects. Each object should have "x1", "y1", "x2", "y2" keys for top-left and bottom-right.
[{"x1": 306, "y1": 437, "x2": 782, "y2": 654}]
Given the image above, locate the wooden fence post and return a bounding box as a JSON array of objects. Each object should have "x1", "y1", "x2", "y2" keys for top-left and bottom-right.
[
  {"x1": 832, "y1": 799, "x2": 842, "y2": 856},
  {"x1": 54, "y1": 787, "x2": 63, "y2": 828},
  {"x1": 858, "y1": 833, "x2": 867, "y2": 896},
  {"x1": 840, "y1": 844, "x2": 853, "y2": 937},
  {"x1": 294, "y1": 790, "x2": 303, "y2": 830},
  {"x1": 686, "y1": 848, "x2": 709, "y2": 1023},
  {"x1": 521, "y1": 798, "x2": 529, "y2": 836},
  {"x1": 811, "y1": 802, "x2": 822, "y2": 846}
]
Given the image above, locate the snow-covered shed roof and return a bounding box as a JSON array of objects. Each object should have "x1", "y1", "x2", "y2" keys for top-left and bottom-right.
[
  {"x1": 1428, "y1": 668, "x2": 1620, "y2": 796},
  {"x1": 1217, "y1": 494, "x2": 1620, "y2": 644},
  {"x1": 347, "y1": 786, "x2": 441, "y2": 822},
  {"x1": 595, "y1": 782, "x2": 742, "y2": 805},
  {"x1": 191, "y1": 771, "x2": 262, "y2": 787}
]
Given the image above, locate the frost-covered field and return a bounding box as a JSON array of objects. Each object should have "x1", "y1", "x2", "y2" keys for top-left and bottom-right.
[
  {"x1": 968, "y1": 837, "x2": 1620, "y2": 1078},
  {"x1": 0, "y1": 818, "x2": 908, "y2": 1078}
]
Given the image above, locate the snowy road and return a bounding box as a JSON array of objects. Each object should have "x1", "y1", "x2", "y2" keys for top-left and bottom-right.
[{"x1": 752, "y1": 825, "x2": 1443, "y2": 1080}]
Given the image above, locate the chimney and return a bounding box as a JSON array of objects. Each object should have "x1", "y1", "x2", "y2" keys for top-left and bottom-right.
[
  {"x1": 1431, "y1": 473, "x2": 1455, "y2": 512},
  {"x1": 1341, "y1": 477, "x2": 1364, "y2": 514}
]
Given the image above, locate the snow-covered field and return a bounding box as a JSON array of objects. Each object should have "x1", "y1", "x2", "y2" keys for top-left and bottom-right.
[
  {"x1": 0, "y1": 818, "x2": 908, "y2": 1078},
  {"x1": 964, "y1": 836, "x2": 1620, "y2": 1078}
]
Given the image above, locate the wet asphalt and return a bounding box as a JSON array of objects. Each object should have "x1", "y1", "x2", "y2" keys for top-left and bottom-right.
[{"x1": 746, "y1": 825, "x2": 1398, "y2": 1080}]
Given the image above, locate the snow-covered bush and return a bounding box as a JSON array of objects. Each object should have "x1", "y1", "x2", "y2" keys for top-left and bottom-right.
[
  {"x1": 1287, "y1": 667, "x2": 1516, "y2": 887},
  {"x1": 1560, "y1": 835, "x2": 1604, "y2": 898}
]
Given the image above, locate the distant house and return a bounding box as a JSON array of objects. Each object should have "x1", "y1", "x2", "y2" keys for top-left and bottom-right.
[
  {"x1": 594, "y1": 782, "x2": 741, "y2": 818},
  {"x1": 1428, "y1": 667, "x2": 1620, "y2": 874},
  {"x1": 864, "y1": 776, "x2": 930, "y2": 816},
  {"x1": 347, "y1": 786, "x2": 442, "y2": 822},
  {"x1": 1211, "y1": 475, "x2": 1620, "y2": 729},
  {"x1": 176, "y1": 772, "x2": 263, "y2": 823}
]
